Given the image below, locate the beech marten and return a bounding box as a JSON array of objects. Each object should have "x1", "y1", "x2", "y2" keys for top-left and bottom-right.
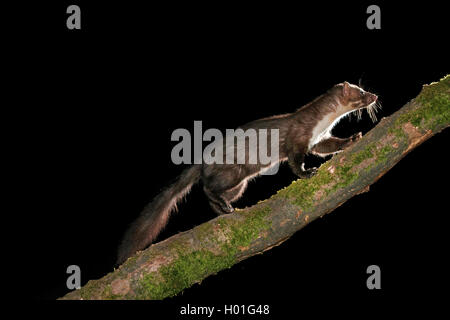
[{"x1": 117, "y1": 81, "x2": 379, "y2": 264}]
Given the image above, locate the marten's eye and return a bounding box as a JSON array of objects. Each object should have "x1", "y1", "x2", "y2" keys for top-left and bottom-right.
[{"x1": 359, "y1": 91, "x2": 364, "y2": 97}]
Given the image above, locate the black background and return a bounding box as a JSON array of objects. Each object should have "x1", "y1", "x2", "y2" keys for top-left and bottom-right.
[{"x1": 14, "y1": 0, "x2": 448, "y2": 317}]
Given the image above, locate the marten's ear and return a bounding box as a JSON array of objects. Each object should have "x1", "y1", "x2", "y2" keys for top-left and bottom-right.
[{"x1": 342, "y1": 81, "x2": 350, "y2": 96}]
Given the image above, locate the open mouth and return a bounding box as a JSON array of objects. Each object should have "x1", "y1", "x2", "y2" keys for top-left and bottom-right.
[{"x1": 352, "y1": 100, "x2": 382, "y2": 123}]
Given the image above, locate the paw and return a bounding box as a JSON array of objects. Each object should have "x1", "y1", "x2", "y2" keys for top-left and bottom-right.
[
  {"x1": 342, "y1": 132, "x2": 362, "y2": 149},
  {"x1": 300, "y1": 167, "x2": 318, "y2": 179},
  {"x1": 351, "y1": 132, "x2": 363, "y2": 142},
  {"x1": 220, "y1": 203, "x2": 235, "y2": 214},
  {"x1": 210, "y1": 201, "x2": 233, "y2": 216}
]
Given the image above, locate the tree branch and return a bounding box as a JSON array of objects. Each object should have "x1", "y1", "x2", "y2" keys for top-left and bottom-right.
[{"x1": 60, "y1": 75, "x2": 449, "y2": 300}]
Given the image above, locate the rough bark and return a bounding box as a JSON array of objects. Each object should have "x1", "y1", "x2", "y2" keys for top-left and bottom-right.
[{"x1": 60, "y1": 75, "x2": 449, "y2": 300}]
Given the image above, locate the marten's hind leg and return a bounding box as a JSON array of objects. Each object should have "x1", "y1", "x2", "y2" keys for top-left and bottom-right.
[
  {"x1": 207, "y1": 200, "x2": 230, "y2": 216},
  {"x1": 204, "y1": 181, "x2": 248, "y2": 215},
  {"x1": 223, "y1": 180, "x2": 248, "y2": 203},
  {"x1": 203, "y1": 187, "x2": 234, "y2": 215}
]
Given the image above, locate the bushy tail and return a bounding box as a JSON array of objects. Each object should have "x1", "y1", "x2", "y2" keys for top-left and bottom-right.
[{"x1": 117, "y1": 165, "x2": 201, "y2": 265}]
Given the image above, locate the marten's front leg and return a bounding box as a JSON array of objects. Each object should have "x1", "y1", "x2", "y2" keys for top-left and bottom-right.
[{"x1": 310, "y1": 132, "x2": 362, "y2": 157}]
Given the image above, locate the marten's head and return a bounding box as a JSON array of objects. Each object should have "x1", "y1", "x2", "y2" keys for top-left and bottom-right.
[{"x1": 333, "y1": 81, "x2": 380, "y2": 122}]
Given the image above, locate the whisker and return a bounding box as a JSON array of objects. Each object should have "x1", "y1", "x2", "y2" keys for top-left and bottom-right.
[
  {"x1": 376, "y1": 100, "x2": 382, "y2": 110},
  {"x1": 366, "y1": 103, "x2": 378, "y2": 123}
]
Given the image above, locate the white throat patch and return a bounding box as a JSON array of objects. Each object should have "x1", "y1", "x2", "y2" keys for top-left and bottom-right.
[{"x1": 308, "y1": 107, "x2": 352, "y2": 150}]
